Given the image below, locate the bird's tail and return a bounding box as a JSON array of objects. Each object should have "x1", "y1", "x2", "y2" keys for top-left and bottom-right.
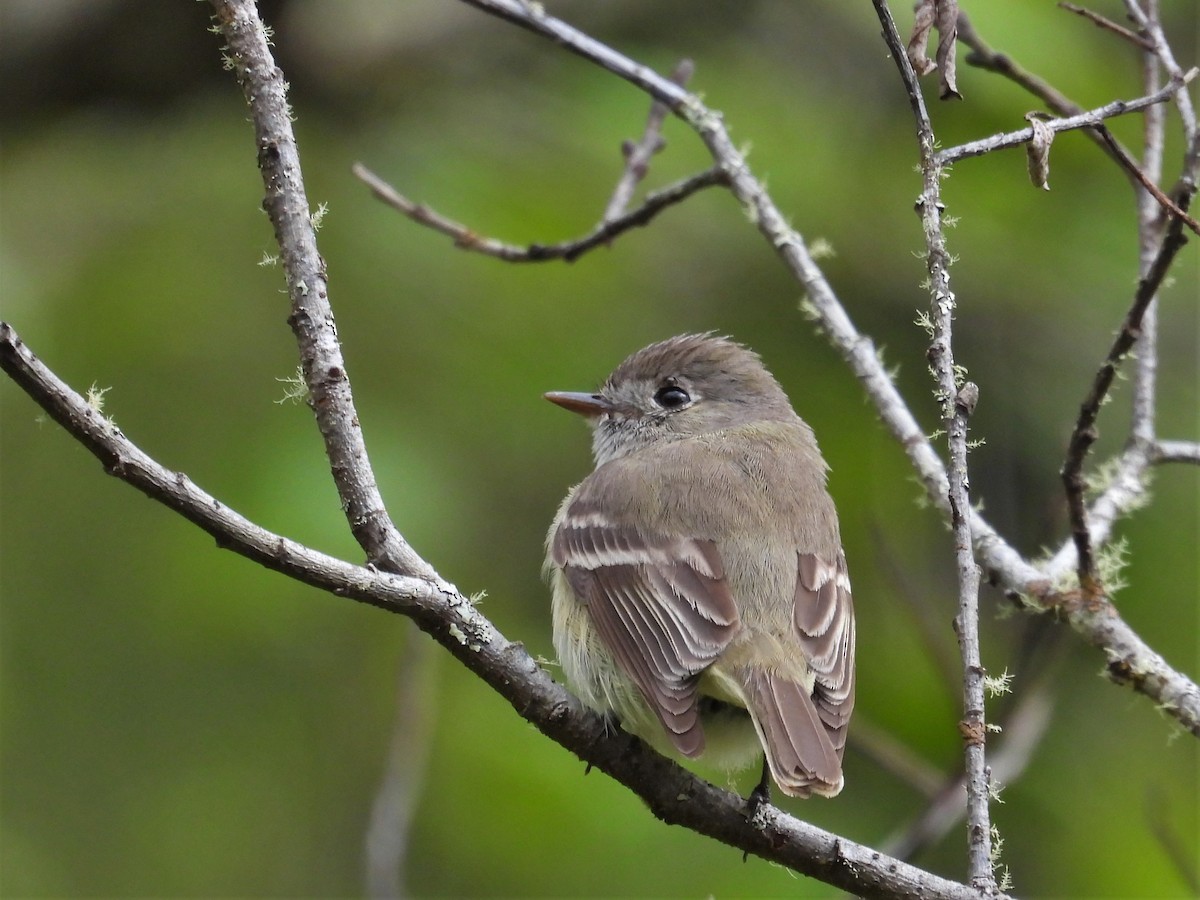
[{"x1": 737, "y1": 667, "x2": 844, "y2": 798}]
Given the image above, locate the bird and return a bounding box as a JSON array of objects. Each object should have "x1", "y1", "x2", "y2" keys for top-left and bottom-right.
[{"x1": 544, "y1": 333, "x2": 855, "y2": 800}]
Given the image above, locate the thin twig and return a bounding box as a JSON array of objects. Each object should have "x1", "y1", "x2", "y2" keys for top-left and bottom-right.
[
  {"x1": 603, "y1": 58, "x2": 694, "y2": 223},
  {"x1": 958, "y1": 12, "x2": 1199, "y2": 233},
  {"x1": 935, "y1": 69, "x2": 1200, "y2": 235},
  {"x1": 883, "y1": 684, "x2": 1056, "y2": 861},
  {"x1": 1123, "y1": 0, "x2": 1197, "y2": 134},
  {"x1": 1059, "y1": 214, "x2": 1190, "y2": 593},
  {"x1": 211, "y1": 0, "x2": 437, "y2": 581},
  {"x1": 956, "y1": 11, "x2": 1138, "y2": 182},
  {"x1": 873, "y1": 0, "x2": 994, "y2": 889},
  {"x1": 0, "y1": 321, "x2": 1003, "y2": 900},
  {"x1": 354, "y1": 162, "x2": 727, "y2": 262},
  {"x1": 365, "y1": 624, "x2": 437, "y2": 898},
  {"x1": 1132, "y1": 0, "x2": 1166, "y2": 447},
  {"x1": 1058, "y1": 3, "x2": 1155, "y2": 50},
  {"x1": 1153, "y1": 440, "x2": 1200, "y2": 464},
  {"x1": 1093, "y1": 123, "x2": 1200, "y2": 237}
]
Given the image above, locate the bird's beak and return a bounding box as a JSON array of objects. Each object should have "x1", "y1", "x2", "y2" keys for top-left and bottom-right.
[{"x1": 544, "y1": 391, "x2": 613, "y2": 418}]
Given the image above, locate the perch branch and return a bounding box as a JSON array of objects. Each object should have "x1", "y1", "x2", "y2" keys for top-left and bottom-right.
[
  {"x1": 0, "y1": 321, "x2": 1001, "y2": 900},
  {"x1": 354, "y1": 162, "x2": 727, "y2": 262},
  {"x1": 937, "y1": 69, "x2": 1195, "y2": 166}
]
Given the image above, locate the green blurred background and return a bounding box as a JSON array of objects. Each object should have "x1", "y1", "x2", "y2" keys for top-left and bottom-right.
[{"x1": 1, "y1": 1, "x2": 1196, "y2": 896}]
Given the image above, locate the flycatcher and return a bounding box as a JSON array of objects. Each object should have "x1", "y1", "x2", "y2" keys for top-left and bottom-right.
[{"x1": 544, "y1": 334, "x2": 855, "y2": 799}]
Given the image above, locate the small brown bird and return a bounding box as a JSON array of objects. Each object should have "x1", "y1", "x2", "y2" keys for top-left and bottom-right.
[{"x1": 545, "y1": 334, "x2": 855, "y2": 799}]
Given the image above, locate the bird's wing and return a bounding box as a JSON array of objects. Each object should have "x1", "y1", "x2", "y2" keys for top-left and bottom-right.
[
  {"x1": 551, "y1": 497, "x2": 740, "y2": 758},
  {"x1": 793, "y1": 551, "x2": 856, "y2": 755}
]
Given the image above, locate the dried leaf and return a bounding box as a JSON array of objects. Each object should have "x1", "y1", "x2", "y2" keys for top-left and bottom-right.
[
  {"x1": 1025, "y1": 113, "x2": 1056, "y2": 191},
  {"x1": 934, "y1": 0, "x2": 960, "y2": 99},
  {"x1": 907, "y1": 0, "x2": 938, "y2": 76},
  {"x1": 908, "y1": 0, "x2": 961, "y2": 98}
]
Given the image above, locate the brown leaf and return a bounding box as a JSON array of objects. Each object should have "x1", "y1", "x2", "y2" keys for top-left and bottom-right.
[
  {"x1": 907, "y1": 0, "x2": 938, "y2": 76},
  {"x1": 934, "y1": 0, "x2": 961, "y2": 99},
  {"x1": 908, "y1": 0, "x2": 962, "y2": 98},
  {"x1": 1025, "y1": 113, "x2": 1056, "y2": 191}
]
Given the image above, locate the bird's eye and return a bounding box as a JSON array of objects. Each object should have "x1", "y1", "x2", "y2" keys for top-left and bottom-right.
[{"x1": 654, "y1": 384, "x2": 691, "y2": 409}]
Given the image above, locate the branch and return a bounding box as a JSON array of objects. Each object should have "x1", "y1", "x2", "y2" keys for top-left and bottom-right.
[
  {"x1": 0, "y1": 321, "x2": 1001, "y2": 900},
  {"x1": 957, "y1": 11, "x2": 1199, "y2": 230},
  {"x1": 873, "y1": 1, "x2": 993, "y2": 888},
  {"x1": 1130, "y1": 0, "x2": 1166, "y2": 447},
  {"x1": 353, "y1": 161, "x2": 727, "y2": 262},
  {"x1": 210, "y1": 0, "x2": 435, "y2": 581},
  {"x1": 935, "y1": 69, "x2": 1200, "y2": 235},
  {"x1": 1123, "y1": 0, "x2": 1198, "y2": 135},
  {"x1": 1060, "y1": 215, "x2": 1190, "y2": 592},
  {"x1": 1153, "y1": 440, "x2": 1200, "y2": 464},
  {"x1": 935, "y1": 71, "x2": 1195, "y2": 164},
  {"x1": 956, "y1": 11, "x2": 1142, "y2": 187},
  {"x1": 1058, "y1": 3, "x2": 1155, "y2": 50},
  {"x1": 456, "y1": 0, "x2": 1200, "y2": 738},
  {"x1": 603, "y1": 57, "x2": 694, "y2": 222}
]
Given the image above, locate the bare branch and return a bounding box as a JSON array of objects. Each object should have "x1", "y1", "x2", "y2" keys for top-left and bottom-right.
[
  {"x1": 0, "y1": 320, "x2": 1006, "y2": 900},
  {"x1": 1060, "y1": 215, "x2": 1190, "y2": 592},
  {"x1": 1131, "y1": 0, "x2": 1166, "y2": 453},
  {"x1": 353, "y1": 161, "x2": 727, "y2": 262},
  {"x1": 935, "y1": 69, "x2": 1200, "y2": 235},
  {"x1": 873, "y1": 0, "x2": 993, "y2": 888},
  {"x1": 956, "y1": 11, "x2": 1141, "y2": 184},
  {"x1": 1123, "y1": 0, "x2": 1198, "y2": 134},
  {"x1": 1094, "y1": 123, "x2": 1200, "y2": 237},
  {"x1": 1058, "y1": 3, "x2": 1155, "y2": 50},
  {"x1": 210, "y1": 0, "x2": 436, "y2": 581},
  {"x1": 1153, "y1": 440, "x2": 1200, "y2": 464},
  {"x1": 603, "y1": 57, "x2": 694, "y2": 223}
]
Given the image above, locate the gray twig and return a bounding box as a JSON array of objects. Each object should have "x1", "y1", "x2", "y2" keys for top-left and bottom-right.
[
  {"x1": 210, "y1": 0, "x2": 437, "y2": 581},
  {"x1": 1058, "y1": 2, "x2": 1155, "y2": 50},
  {"x1": 354, "y1": 162, "x2": 727, "y2": 262},
  {"x1": 1060, "y1": 209, "x2": 1190, "y2": 594},
  {"x1": 935, "y1": 69, "x2": 1200, "y2": 235},
  {"x1": 603, "y1": 57, "x2": 694, "y2": 223}
]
